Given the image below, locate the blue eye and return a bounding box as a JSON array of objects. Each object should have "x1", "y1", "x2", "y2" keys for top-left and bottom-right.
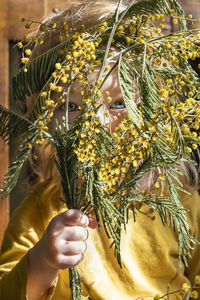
[
  {"x1": 68, "y1": 102, "x2": 78, "y2": 112},
  {"x1": 60, "y1": 102, "x2": 78, "y2": 112},
  {"x1": 110, "y1": 100, "x2": 126, "y2": 109}
]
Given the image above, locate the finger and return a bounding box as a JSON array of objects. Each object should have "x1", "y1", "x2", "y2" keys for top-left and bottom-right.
[
  {"x1": 57, "y1": 253, "x2": 84, "y2": 269},
  {"x1": 60, "y1": 226, "x2": 88, "y2": 241},
  {"x1": 88, "y1": 214, "x2": 98, "y2": 229},
  {"x1": 61, "y1": 209, "x2": 89, "y2": 227},
  {"x1": 62, "y1": 241, "x2": 87, "y2": 255}
]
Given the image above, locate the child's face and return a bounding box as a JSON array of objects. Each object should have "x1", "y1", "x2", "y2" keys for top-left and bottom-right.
[{"x1": 53, "y1": 69, "x2": 129, "y2": 132}]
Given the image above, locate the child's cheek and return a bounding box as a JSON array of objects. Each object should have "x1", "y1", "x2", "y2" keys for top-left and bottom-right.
[
  {"x1": 68, "y1": 111, "x2": 82, "y2": 126},
  {"x1": 108, "y1": 109, "x2": 128, "y2": 132}
]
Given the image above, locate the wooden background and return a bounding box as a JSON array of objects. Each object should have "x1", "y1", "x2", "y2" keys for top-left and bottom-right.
[{"x1": 0, "y1": 0, "x2": 199, "y2": 246}]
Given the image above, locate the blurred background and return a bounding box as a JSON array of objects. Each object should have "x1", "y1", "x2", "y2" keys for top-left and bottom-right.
[{"x1": 0, "y1": 0, "x2": 199, "y2": 245}]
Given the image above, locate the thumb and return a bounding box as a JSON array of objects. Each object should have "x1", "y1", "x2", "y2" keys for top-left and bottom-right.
[{"x1": 88, "y1": 214, "x2": 98, "y2": 229}]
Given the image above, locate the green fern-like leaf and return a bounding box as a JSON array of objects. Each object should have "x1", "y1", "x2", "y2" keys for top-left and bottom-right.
[
  {"x1": 118, "y1": 54, "x2": 141, "y2": 127},
  {"x1": 167, "y1": 0, "x2": 187, "y2": 30},
  {"x1": 138, "y1": 63, "x2": 161, "y2": 120},
  {"x1": 12, "y1": 39, "x2": 72, "y2": 104},
  {"x1": 0, "y1": 104, "x2": 32, "y2": 143},
  {"x1": 53, "y1": 123, "x2": 81, "y2": 209},
  {"x1": 81, "y1": 167, "x2": 124, "y2": 267},
  {"x1": 166, "y1": 175, "x2": 199, "y2": 265},
  {"x1": 121, "y1": 0, "x2": 186, "y2": 31},
  {"x1": 0, "y1": 128, "x2": 40, "y2": 200},
  {"x1": 123, "y1": 0, "x2": 170, "y2": 18}
]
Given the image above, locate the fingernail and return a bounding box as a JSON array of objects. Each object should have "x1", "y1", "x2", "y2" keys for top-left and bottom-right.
[
  {"x1": 80, "y1": 214, "x2": 89, "y2": 226},
  {"x1": 66, "y1": 209, "x2": 76, "y2": 217}
]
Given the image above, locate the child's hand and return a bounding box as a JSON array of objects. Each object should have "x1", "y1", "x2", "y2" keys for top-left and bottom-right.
[
  {"x1": 27, "y1": 209, "x2": 98, "y2": 299},
  {"x1": 32, "y1": 209, "x2": 97, "y2": 270},
  {"x1": 40, "y1": 209, "x2": 97, "y2": 269}
]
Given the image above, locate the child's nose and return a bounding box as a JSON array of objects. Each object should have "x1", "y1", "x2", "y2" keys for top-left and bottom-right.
[
  {"x1": 104, "y1": 116, "x2": 123, "y2": 133},
  {"x1": 96, "y1": 105, "x2": 121, "y2": 133},
  {"x1": 96, "y1": 105, "x2": 110, "y2": 127}
]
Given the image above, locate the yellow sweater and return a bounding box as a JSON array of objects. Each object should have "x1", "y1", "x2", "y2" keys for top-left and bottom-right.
[{"x1": 0, "y1": 180, "x2": 200, "y2": 300}]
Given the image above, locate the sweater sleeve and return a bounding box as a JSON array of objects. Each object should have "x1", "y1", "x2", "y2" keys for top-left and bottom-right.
[
  {"x1": 0, "y1": 210, "x2": 40, "y2": 300},
  {"x1": 0, "y1": 252, "x2": 29, "y2": 300},
  {"x1": 0, "y1": 181, "x2": 64, "y2": 300},
  {"x1": 183, "y1": 190, "x2": 200, "y2": 287}
]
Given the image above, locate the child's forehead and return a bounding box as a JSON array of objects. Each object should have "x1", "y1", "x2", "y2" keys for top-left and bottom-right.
[
  {"x1": 72, "y1": 68, "x2": 121, "y2": 95},
  {"x1": 101, "y1": 70, "x2": 121, "y2": 96}
]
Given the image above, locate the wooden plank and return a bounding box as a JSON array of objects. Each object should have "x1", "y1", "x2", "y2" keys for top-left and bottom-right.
[
  {"x1": 0, "y1": 0, "x2": 9, "y2": 247},
  {"x1": 8, "y1": 0, "x2": 72, "y2": 40},
  {"x1": 45, "y1": 0, "x2": 71, "y2": 14},
  {"x1": 8, "y1": 0, "x2": 45, "y2": 40},
  {"x1": 179, "y1": 0, "x2": 200, "y2": 17}
]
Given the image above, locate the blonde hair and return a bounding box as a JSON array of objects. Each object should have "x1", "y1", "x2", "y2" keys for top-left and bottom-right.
[
  {"x1": 30, "y1": 1, "x2": 126, "y2": 59},
  {"x1": 25, "y1": 0, "x2": 200, "y2": 192}
]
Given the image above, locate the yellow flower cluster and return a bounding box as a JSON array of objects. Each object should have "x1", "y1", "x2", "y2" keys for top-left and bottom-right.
[
  {"x1": 98, "y1": 117, "x2": 149, "y2": 194},
  {"x1": 195, "y1": 275, "x2": 200, "y2": 285},
  {"x1": 158, "y1": 84, "x2": 200, "y2": 153},
  {"x1": 190, "y1": 290, "x2": 199, "y2": 299},
  {"x1": 74, "y1": 118, "x2": 102, "y2": 165},
  {"x1": 115, "y1": 14, "x2": 164, "y2": 46},
  {"x1": 28, "y1": 30, "x2": 103, "y2": 146},
  {"x1": 151, "y1": 274, "x2": 200, "y2": 300}
]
